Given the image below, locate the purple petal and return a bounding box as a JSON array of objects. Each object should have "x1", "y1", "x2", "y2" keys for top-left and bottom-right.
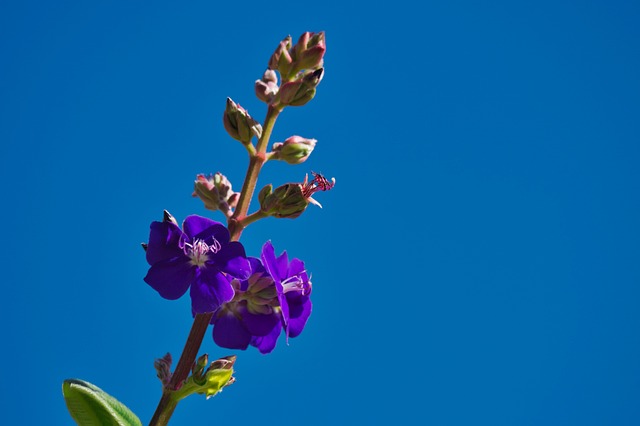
[
  {"x1": 144, "y1": 257, "x2": 194, "y2": 300},
  {"x1": 287, "y1": 258, "x2": 306, "y2": 277},
  {"x1": 248, "y1": 257, "x2": 266, "y2": 276},
  {"x1": 251, "y1": 321, "x2": 282, "y2": 354},
  {"x1": 240, "y1": 305, "x2": 281, "y2": 336},
  {"x1": 214, "y1": 241, "x2": 250, "y2": 279},
  {"x1": 260, "y1": 241, "x2": 277, "y2": 278},
  {"x1": 212, "y1": 310, "x2": 251, "y2": 350},
  {"x1": 276, "y1": 289, "x2": 290, "y2": 326},
  {"x1": 182, "y1": 215, "x2": 230, "y2": 246},
  {"x1": 261, "y1": 241, "x2": 285, "y2": 283},
  {"x1": 190, "y1": 268, "x2": 234, "y2": 314},
  {"x1": 286, "y1": 296, "x2": 312, "y2": 338},
  {"x1": 146, "y1": 221, "x2": 185, "y2": 265},
  {"x1": 275, "y1": 250, "x2": 289, "y2": 279}
]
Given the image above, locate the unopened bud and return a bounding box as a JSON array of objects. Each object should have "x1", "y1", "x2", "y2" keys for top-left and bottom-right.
[
  {"x1": 222, "y1": 98, "x2": 262, "y2": 143},
  {"x1": 173, "y1": 355, "x2": 236, "y2": 402},
  {"x1": 292, "y1": 31, "x2": 326, "y2": 73},
  {"x1": 154, "y1": 353, "x2": 173, "y2": 386},
  {"x1": 191, "y1": 354, "x2": 209, "y2": 385},
  {"x1": 272, "y1": 135, "x2": 317, "y2": 164},
  {"x1": 255, "y1": 69, "x2": 279, "y2": 103},
  {"x1": 276, "y1": 68, "x2": 324, "y2": 107},
  {"x1": 193, "y1": 173, "x2": 239, "y2": 216},
  {"x1": 268, "y1": 36, "x2": 293, "y2": 78}
]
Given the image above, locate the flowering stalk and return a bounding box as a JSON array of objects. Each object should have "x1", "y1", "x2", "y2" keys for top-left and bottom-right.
[
  {"x1": 149, "y1": 105, "x2": 281, "y2": 426},
  {"x1": 146, "y1": 31, "x2": 329, "y2": 425}
]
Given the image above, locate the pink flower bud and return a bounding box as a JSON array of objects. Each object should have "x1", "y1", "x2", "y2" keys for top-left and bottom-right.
[{"x1": 271, "y1": 135, "x2": 317, "y2": 164}]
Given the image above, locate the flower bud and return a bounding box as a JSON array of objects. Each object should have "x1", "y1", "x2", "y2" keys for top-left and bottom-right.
[
  {"x1": 154, "y1": 353, "x2": 173, "y2": 386},
  {"x1": 276, "y1": 68, "x2": 324, "y2": 107},
  {"x1": 259, "y1": 183, "x2": 309, "y2": 219},
  {"x1": 271, "y1": 135, "x2": 317, "y2": 164},
  {"x1": 191, "y1": 354, "x2": 209, "y2": 386},
  {"x1": 193, "y1": 173, "x2": 239, "y2": 216},
  {"x1": 222, "y1": 98, "x2": 262, "y2": 143},
  {"x1": 199, "y1": 355, "x2": 236, "y2": 399},
  {"x1": 255, "y1": 69, "x2": 279, "y2": 103},
  {"x1": 172, "y1": 355, "x2": 236, "y2": 401},
  {"x1": 292, "y1": 31, "x2": 326, "y2": 73},
  {"x1": 268, "y1": 36, "x2": 293, "y2": 78}
]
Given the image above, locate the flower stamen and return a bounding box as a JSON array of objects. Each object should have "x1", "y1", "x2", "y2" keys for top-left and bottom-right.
[
  {"x1": 280, "y1": 274, "x2": 307, "y2": 295},
  {"x1": 180, "y1": 237, "x2": 222, "y2": 267}
]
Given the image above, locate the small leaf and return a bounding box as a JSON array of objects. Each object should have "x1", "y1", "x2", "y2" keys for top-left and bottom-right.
[{"x1": 62, "y1": 379, "x2": 142, "y2": 426}]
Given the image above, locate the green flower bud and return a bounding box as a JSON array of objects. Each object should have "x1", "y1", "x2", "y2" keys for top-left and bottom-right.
[
  {"x1": 272, "y1": 135, "x2": 317, "y2": 164},
  {"x1": 191, "y1": 354, "x2": 209, "y2": 386},
  {"x1": 222, "y1": 98, "x2": 262, "y2": 143},
  {"x1": 268, "y1": 36, "x2": 293, "y2": 79}
]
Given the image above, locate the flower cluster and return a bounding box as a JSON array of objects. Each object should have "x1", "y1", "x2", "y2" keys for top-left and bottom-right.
[{"x1": 144, "y1": 214, "x2": 312, "y2": 353}]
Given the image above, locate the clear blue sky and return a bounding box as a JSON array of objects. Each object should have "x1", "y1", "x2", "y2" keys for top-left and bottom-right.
[{"x1": 1, "y1": 1, "x2": 639, "y2": 425}]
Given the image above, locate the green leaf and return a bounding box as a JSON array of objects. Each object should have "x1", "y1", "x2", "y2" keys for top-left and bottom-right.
[{"x1": 62, "y1": 379, "x2": 142, "y2": 426}]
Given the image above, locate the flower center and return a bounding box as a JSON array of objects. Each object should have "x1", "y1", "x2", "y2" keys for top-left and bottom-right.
[
  {"x1": 281, "y1": 275, "x2": 306, "y2": 295},
  {"x1": 181, "y1": 237, "x2": 221, "y2": 267}
]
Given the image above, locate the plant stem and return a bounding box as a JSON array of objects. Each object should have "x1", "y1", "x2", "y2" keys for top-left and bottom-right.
[
  {"x1": 148, "y1": 104, "x2": 281, "y2": 426},
  {"x1": 149, "y1": 312, "x2": 213, "y2": 426},
  {"x1": 238, "y1": 210, "x2": 269, "y2": 229},
  {"x1": 229, "y1": 105, "x2": 281, "y2": 240}
]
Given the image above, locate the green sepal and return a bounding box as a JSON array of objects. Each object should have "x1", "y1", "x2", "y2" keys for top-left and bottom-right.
[
  {"x1": 258, "y1": 184, "x2": 273, "y2": 206},
  {"x1": 62, "y1": 379, "x2": 142, "y2": 426}
]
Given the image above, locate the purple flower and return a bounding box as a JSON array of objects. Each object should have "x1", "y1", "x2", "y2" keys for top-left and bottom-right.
[
  {"x1": 261, "y1": 241, "x2": 312, "y2": 339},
  {"x1": 144, "y1": 213, "x2": 250, "y2": 314},
  {"x1": 212, "y1": 257, "x2": 283, "y2": 354},
  {"x1": 210, "y1": 241, "x2": 312, "y2": 354}
]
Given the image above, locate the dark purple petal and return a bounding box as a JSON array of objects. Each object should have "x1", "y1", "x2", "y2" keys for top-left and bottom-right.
[
  {"x1": 182, "y1": 215, "x2": 230, "y2": 246},
  {"x1": 248, "y1": 257, "x2": 266, "y2": 276},
  {"x1": 286, "y1": 296, "x2": 312, "y2": 338},
  {"x1": 212, "y1": 310, "x2": 251, "y2": 350},
  {"x1": 251, "y1": 321, "x2": 282, "y2": 354},
  {"x1": 190, "y1": 268, "x2": 234, "y2": 313},
  {"x1": 240, "y1": 305, "x2": 281, "y2": 336},
  {"x1": 146, "y1": 221, "x2": 185, "y2": 265},
  {"x1": 260, "y1": 241, "x2": 279, "y2": 282},
  {"x1": 143, "y1": 257, "x2": 194, "y2": 300},
  {"x1": 214, "y1": 241, "x2": 250, "y2": 279}
]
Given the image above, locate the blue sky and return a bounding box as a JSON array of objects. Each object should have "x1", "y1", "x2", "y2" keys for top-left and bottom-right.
[{"x1": 1, "y1": 1, "x2": 639, "y2": 425}]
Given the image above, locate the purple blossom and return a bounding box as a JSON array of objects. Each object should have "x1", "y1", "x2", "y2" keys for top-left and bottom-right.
[
  {"x1": 261, "y1": 241, "x2": 312, "y2": 339},
  {"x1": 210, "y1": 242, "x2": 312, "y2": 354},
  {"x1": 211, "y1": 258, "x2": 283, "y2": 354},
  {"x1": 144, "y1": 214, "x2": 250, "y2": 314}
]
